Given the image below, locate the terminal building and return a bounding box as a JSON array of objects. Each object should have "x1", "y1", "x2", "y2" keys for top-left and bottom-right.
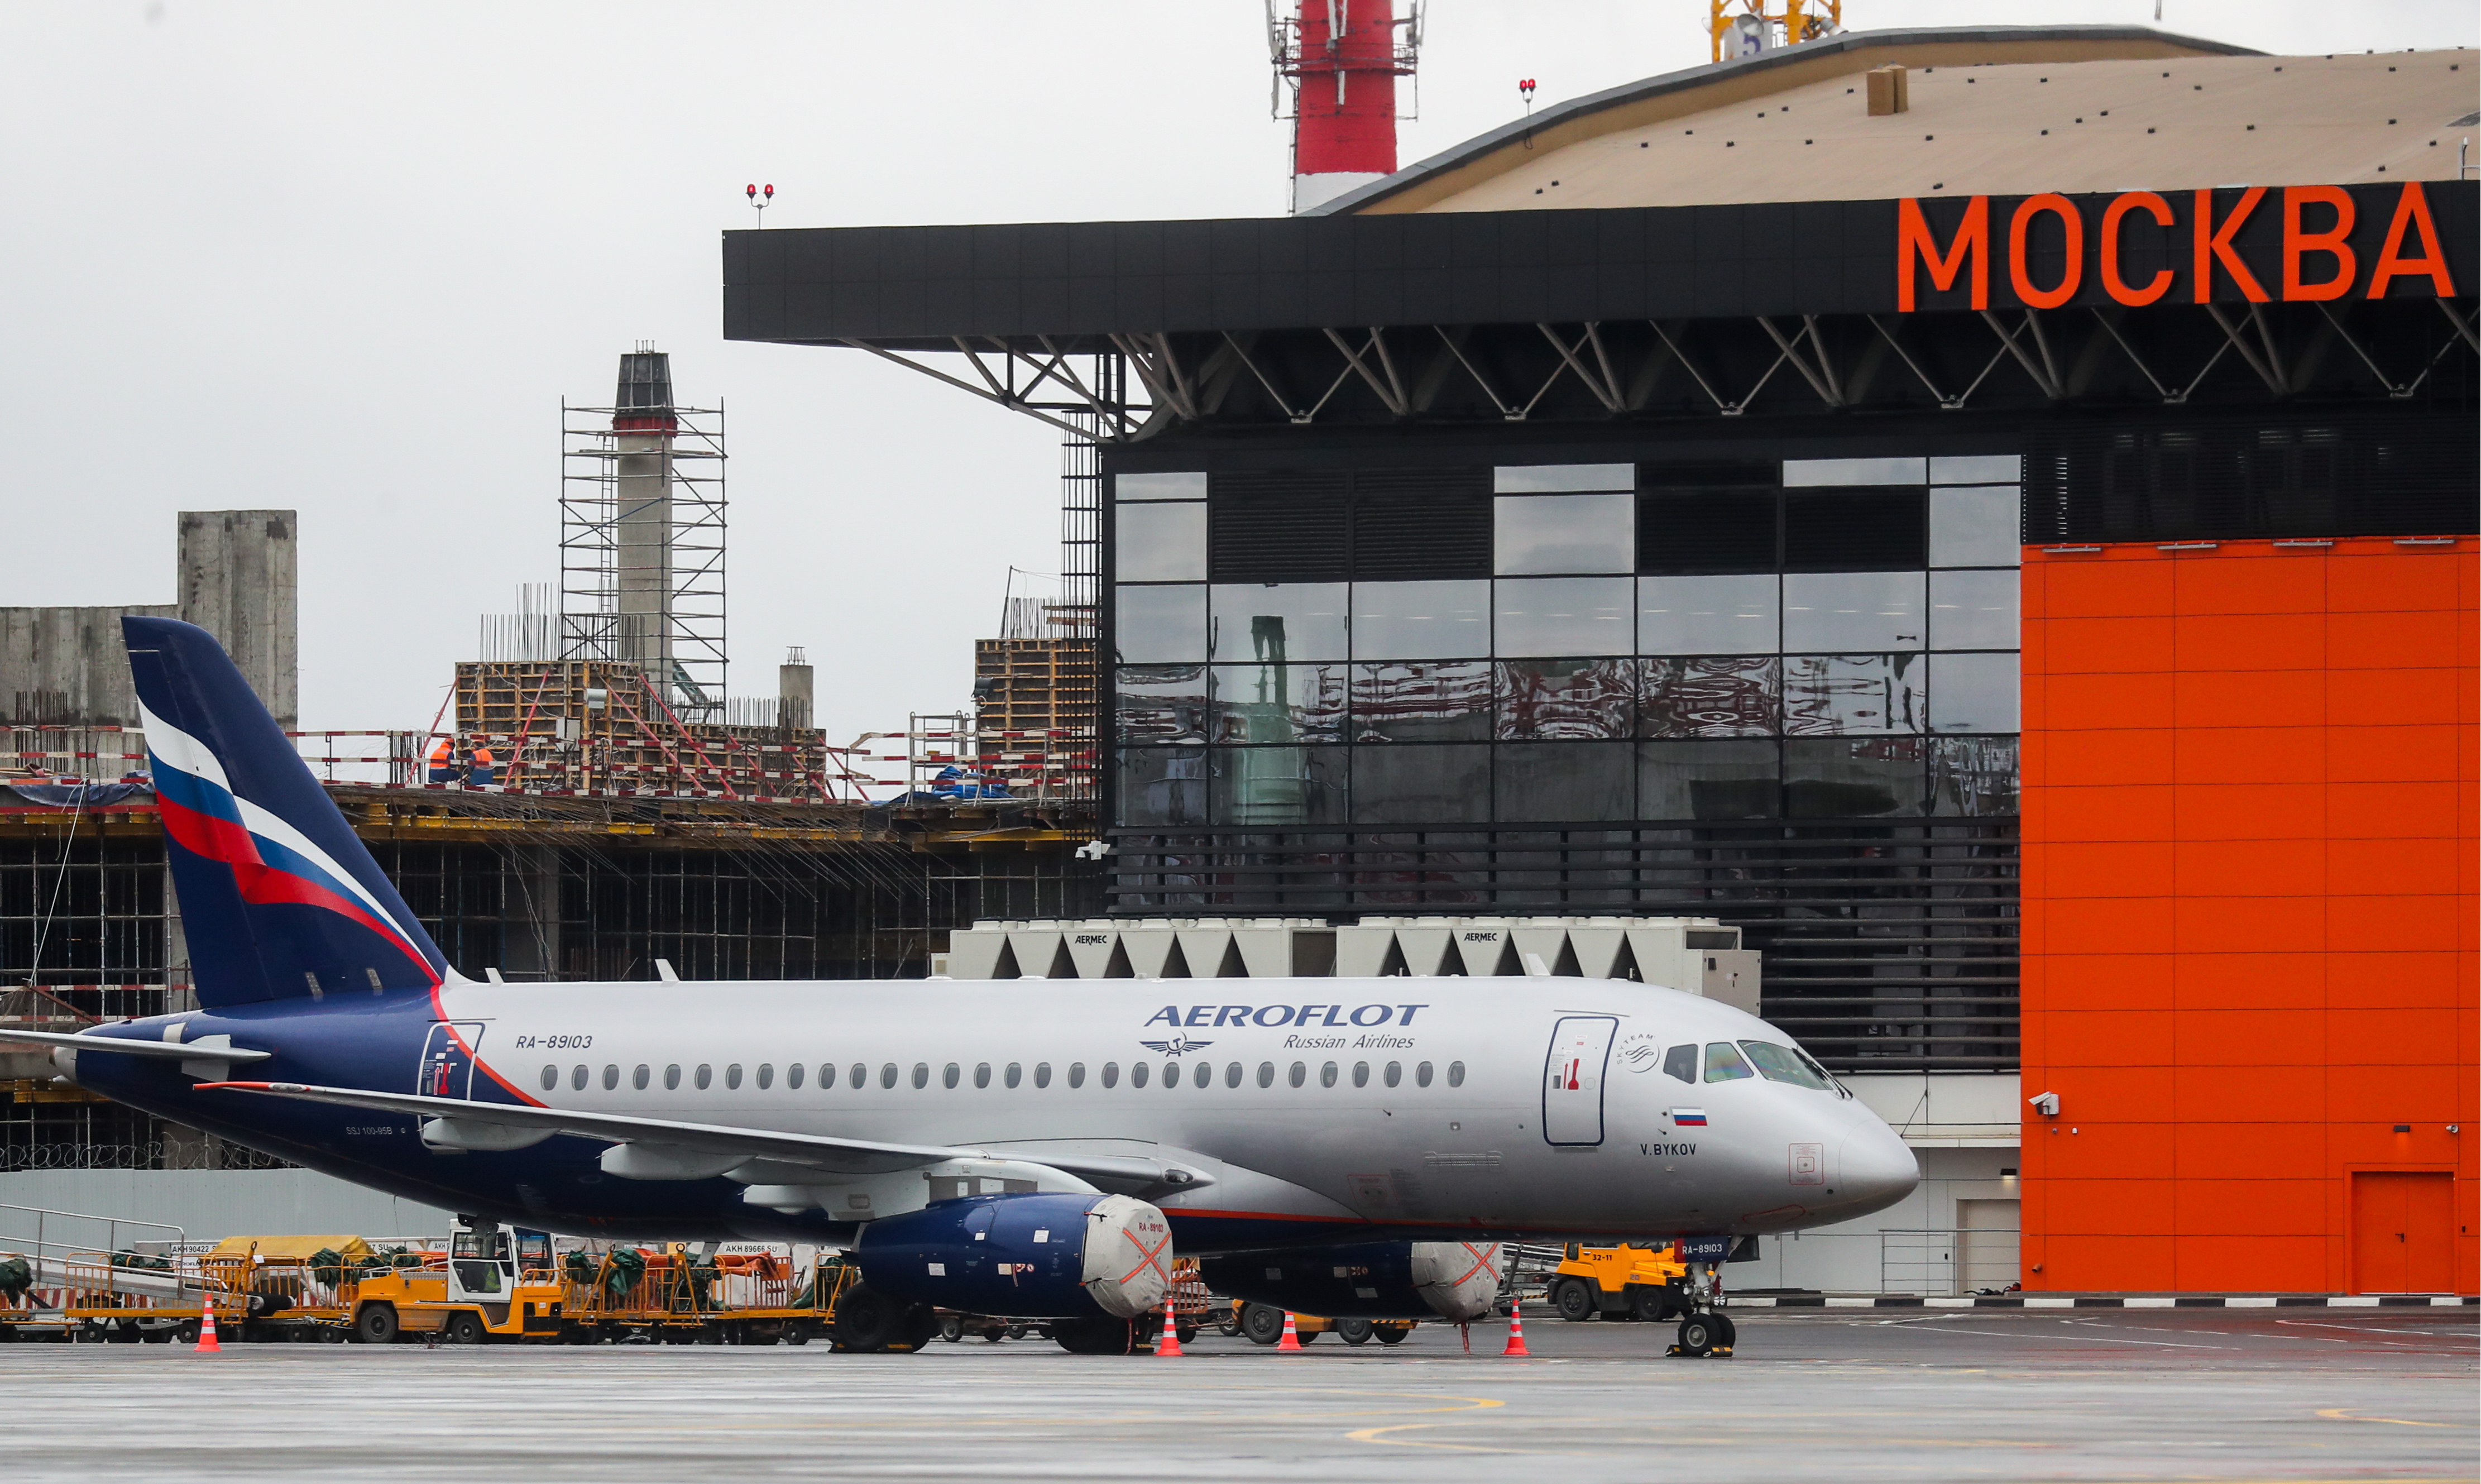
[{"x1": 730, "y1": 25, "x2": 2478, "y2": 1294}]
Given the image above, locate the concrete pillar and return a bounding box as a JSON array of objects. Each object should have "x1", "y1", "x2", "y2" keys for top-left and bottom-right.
[
  {"x1": 779, "y1": 649, "x2": 814, "y2": 730},
  {"x1": 176, "y1": 510, "x2": 298, "y2": 727}
]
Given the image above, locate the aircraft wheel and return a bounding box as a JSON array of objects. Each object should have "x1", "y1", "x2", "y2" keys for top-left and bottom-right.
[
  {"x1": 1334, "y1": 1318, "x2": 1374, "y2": 1346},
  {"x1": 1675, "y1": 1314, "x2": 1721, "y2": 1356},
  {"x1": 1553, "y1": 1280, "x2": 1598, "y2": 1323},
  {"x1": 1712, "y1": 1312, "x2": 1737, "y2": 1349}
]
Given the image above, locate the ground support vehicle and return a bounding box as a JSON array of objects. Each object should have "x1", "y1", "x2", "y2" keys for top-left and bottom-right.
[
  {"x1": 0, "y1": 1205, "x2": 250, "y2": 1344},
  {"x1": 1547, "y1": 1243, "x2": 1693, "y2": 1324},
  {"x1": 1231, "y1": 1300, "x2": 1415, "y2": 1347},
  {"x1": 559, "y1": 1243, "x2": 850, "y2": 1346}
]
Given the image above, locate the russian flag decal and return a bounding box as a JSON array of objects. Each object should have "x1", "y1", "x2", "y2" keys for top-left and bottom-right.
[{"x1": 1671, "y1": 1108, "x2": 1708, "y2": 1127}]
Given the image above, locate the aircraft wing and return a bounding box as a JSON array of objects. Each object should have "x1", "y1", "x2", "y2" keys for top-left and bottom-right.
[
  {"x1": 0, "y1": 1028, "x2": 272, "y2": 1065},
  {"x1": 194, "y1": 1080, "x2": 1214, "y2": 1187}
]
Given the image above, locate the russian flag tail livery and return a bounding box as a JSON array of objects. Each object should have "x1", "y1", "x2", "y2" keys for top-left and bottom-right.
[{"x1": 123, "y1": 617, "x2": 447, "y2": 1009}]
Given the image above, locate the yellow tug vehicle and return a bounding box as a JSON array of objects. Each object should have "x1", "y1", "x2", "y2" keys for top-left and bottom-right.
[{"x1": 1546, "y1": 1242, "x2": 1694, "y2": 1323}]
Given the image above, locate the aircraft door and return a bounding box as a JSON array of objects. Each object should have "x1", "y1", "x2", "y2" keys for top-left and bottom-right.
[
  {"x1": 418, "y1": 1022, "x2": 487, "y2": 1099},
  {"x1": 1542, "y1": 1016, "x2": 1619, "y2": 1147}
]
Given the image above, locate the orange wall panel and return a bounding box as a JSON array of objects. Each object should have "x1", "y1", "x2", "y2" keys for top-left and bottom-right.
[{"x1": 2023, "y1": 539, "x2": 2479, "y2": 1295}]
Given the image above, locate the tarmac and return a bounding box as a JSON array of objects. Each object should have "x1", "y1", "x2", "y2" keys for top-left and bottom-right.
[{"x1": 1, "y1": 1308, "x2": 2473, "y2": 1482}]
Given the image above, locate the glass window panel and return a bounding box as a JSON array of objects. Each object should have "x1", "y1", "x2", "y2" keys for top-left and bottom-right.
[
  {"x1": 1351, "y1": 662, "x2": 1491, "y2": 742},
  {"x1": 1928, "y1": 652, "x2": 2020, "y2": 733},
  {"x1": 1638, "y1": 739, "x2": 1780, "y2": 820},
  {"x1": 1783, "y1": 653, "x2": 1924, "y2": 735},
  {"x1": 1782, "y1": 572, "x2": 1926, "y2": 652},
  {"x1": 1639, "y1": 656, "x2": 1781, "y2": 738},
  {"x1": 1495, "y1": 658, "x2": 1636, "y2": 740},
  {"x1": 1114, "y1": 585, "x2": 1206, "y2": 664},
  {"x1": 1210, "y1": 662, "x2": 1347, "y2": 744},
  {"x1": 1929, "y1": 569, "x2": 2020, "y2": 650},
  {"x1": 1785, "y1": 738, "x2": 1927, "y2": 817},
  {"x1": 1114, "y1": 746, "x2": 1207, "y2": 827},
  {"x1": 1115, "y1": 471, "x2": 1206, "y2": 501},
  {"x1": 1493, "y1": 577, "x2": 1634, "y2": 658},
  {"x1": 1209, "y1": 582, "x2": 1348, "y2": 663},
  {"x1": 1637, "y1": 574, "x2": 1779, "y2": 654},
  {"x1": 1212, "y1": 744, "x2": 1347, "y2": 826},
  {"x1": 1351, "y1": 580, "x2": 1490, "y2": 659},
  {"x1": 1494, "y1": 463, "x2": 1634, "y2": 494},
  {"x1": 1494, "y1": 492, "x2": 1634, "y2": 575},
  {"x1": 1115, "y1": 501, "x2": 1206, "y2": 581},
  {"x1": 1352, "y1": 744, "x2": 1490, "y2": 825},
  {"x1": 1929, "y1": 454, "x2": 2021, "y2": 486},
  {"x1": 1930, "y1": 486, "x2": 2022, "y2": 568},
  {"x1": 1931, "y1": 735, "x2": 2021, "y2": 815},
  {"x1": 1781, "y1": 457, "x2": 1926, "y2": 487},
  {"x1": 1495, "y1": 742, "x2": 1633, "y2": 822},
  {"x1": 1115, "y1": 664, "x2": 1206, "y2": 744}
]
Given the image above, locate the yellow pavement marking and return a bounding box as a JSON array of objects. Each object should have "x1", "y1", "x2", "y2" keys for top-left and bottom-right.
[{"x1": 2316, "y1": 1408, "x2": 2463, "y2": 1428}]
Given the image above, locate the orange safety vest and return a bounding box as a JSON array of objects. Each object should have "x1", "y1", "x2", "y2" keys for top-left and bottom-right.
[
  {"x1": 428, "y1": 740, "x2": 452, "y2": 766},
  {"x1": 471, "y1": 747, "x2": 494, "y2": 768}
]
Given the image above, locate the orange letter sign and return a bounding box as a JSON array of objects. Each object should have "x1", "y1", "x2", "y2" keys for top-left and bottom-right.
[
  {"x1": 2101, "y1": 192, "x2": 2175, "y2": 306},
  {"x1": 2009, "y1": 194, "x2": 2085, "y2": 309},
  {"x1": 2366, "y1": 182, "x2": 2457, "y2": 298},
  {"x1": 2193, "y1": 186, "x2": 2270, "y2": 303},
  {"x1": 2282, "y1": 185, "x2": 2357, "y2": 301},
  {"x1": 1898, "y1": 196, "x2": 1989, "y2": 311}
]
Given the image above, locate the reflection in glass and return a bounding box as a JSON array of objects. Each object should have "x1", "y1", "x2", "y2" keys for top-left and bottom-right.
[
  {"x1": 1785, "y1": 737, "x2": 1927, "y2": 817},
  {"x1": 1495, "y1": 492, "x2": 1634, "y2": 575},
  {"x1": 1927, "y1": 652, "x2": 2020, "y2": 732},
  {"x1": 1114, "y1": 501, "x2": 1206, "y2": 581},
  {"x1": 1115, "y1": 471, "x2": 1206, "y2": 501},
  {"x1": 1496, "y1": 743, "x2": 1632, "y2": 822},
  {"x1": 1930, "y1": 486, "x2": 2022, "y2": 568},
  {"x1": 1493, "y1": 577, "x2": 1634, "y2": 658},
  {"x1": 1351, "y1": 580, "x2": 1490, "y2": 659},
  {"x1": 1213, "y1": 745, "x2": 1347, "y2": 826},
  {"x1": 1782, "y1": 456, "x2": 1926, "y2": 487},
  {"x1": 1931, "y1": 735, "x2": 2020, "y2": 815},
  {"x1": 1494, "y1": 463, "x2": 1633, "y2": 494},
  {"x1": 1210, "y1": 663, "x2": 1347, "y2": 744},
  {"x1": 1640, "y1": 656, "x2": 1780, "y2": 738},
  {"x1": 1114, "y1": 664, "x2": 1206, "y2": 744},
  {"x1": 1114, "y1": 585, "x2": 1206, "y2": 664},
  {"x1": 1929, "y1": 455, "x2": 2020, "y2": 486},
  {"x1": 1639, "y1": 740, "x2": 1780, "y2": 820},
  {"x1": 1352, "y1": 662, "x2": 1491, "y2": 742},
  {"x1": 1782, "y1": 571, "x2": 1926, "y2": 652},
  {"x1": 1115, "y1": 746, "x2": 1206, "y2": 827},
  {"x1": 1352, "y1": 744, "x2": 1491, "y2": 825},
  {"x1": 1929, "y1": 569, "x2": 2020, "y2": 649},
  {"x1": 1783, "y1": 654, "x2": 1923, "y2": 734},
  {"x1": 1495, "y1": 658, "x2": 1636, "y2": 740},
  {"x1": 1210, "y1": 582, "x2": 1348, "y2": 662},
  {"x1": 1638, "y1": 574, "x2": 1779, "y2": 654}
]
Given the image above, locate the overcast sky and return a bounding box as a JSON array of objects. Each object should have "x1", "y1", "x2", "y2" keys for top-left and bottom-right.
[{"x1": 2, "y1": 2, "x2": 2473, "y2": 753}]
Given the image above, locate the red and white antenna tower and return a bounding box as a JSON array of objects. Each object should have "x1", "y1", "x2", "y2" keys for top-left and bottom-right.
[{"x1": 1267, "y1": 1, "x2": 1423, "y2": 215}]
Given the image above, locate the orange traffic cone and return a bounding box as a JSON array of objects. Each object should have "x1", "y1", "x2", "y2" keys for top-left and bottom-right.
[
  {"x1": 194, "y1": 1299, "x2": 223, "y2": 1354},
  {"x1": 1156, "y1": 1295, "x2": 1182, "y2": 1357},
  {"x1": 1501, "y1": 1303, "x2": 1530, "y2": 1357},
  {"x1": 1275, "y1": 1311, "x2": 1302, "y2": 1351}
]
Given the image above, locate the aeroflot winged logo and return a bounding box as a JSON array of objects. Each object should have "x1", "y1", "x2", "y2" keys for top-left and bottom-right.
[
  {"x1": 1139, "y1": 1037, "x2": 1214, "y2": 1057},
  {"x1": 140, "y1": 701, "x2": 440, "y2": 983}
]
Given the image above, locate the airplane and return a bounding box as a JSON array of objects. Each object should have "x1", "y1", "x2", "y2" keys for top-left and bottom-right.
[{"x1": 3, "y1": 616, "x2": 1919, "y2": 1354}]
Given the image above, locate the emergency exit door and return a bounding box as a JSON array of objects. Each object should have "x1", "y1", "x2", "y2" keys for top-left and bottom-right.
[
  {"x1": 1542, "y1": 1016, "x2": 1619, "y2": 1147},
  {"x1": 2350, "y1": 1171, "x2": 2454, "y2": 1294},
  {"x1": 417, "y1": 1022, "x2": 487, "y2": 1099}
]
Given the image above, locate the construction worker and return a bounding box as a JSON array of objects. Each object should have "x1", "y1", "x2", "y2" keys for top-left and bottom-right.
[
  {"x1": 427, "y1": 737, "x2": 454, "y2": 785},
  {"x1": 469, "y1": 744, "x2": 496, "y2": 787}
]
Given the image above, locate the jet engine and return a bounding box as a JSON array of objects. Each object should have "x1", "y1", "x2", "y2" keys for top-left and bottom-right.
[
  {"x1": 852, "y1": 1191, "x2": 1172, "y2": 1320},
  {"x1": 1199, "y1": 1240, "x2": 1504, "y2": 1322}
]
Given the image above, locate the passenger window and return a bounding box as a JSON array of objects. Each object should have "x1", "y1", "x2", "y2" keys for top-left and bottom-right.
[
  {"x1": 1663, "y1": 1045, "x2": 1698, "y2": 1084},
  {"x1": 1704, "y1": 1042, "x2": 1755, "y2": 1081},
  {"x1": 972, "y1": 1062, "x2": 989, "y2": 1089},
  {"x1": 1320, "y1": 1061, "x2": 1339, "y2": 1088},
  {"x1": 1352, "y1": 1061, "x2": 1370, "y2": 1089},
  {"x1": 1416, "y1": 1061, "x2": 1433, "y2": 1088},
  {"x1": 633, "y1": 1065, "x2": 650, "y2": 1091},
  {"x1": 601, "y1": 1065, "x2": 619, "y2": 1091},
  {"x1": 572, "y1": 1065, "x2": 588, "y2": 1092},
  {"x1": 539, "y1": 1065, "x2": 557, "y2": 1093},
  {"x1": 847, "y1": 1063, "x2": 865, "y2": 1089},
  {"x1": 1447, "y1": 1061, "x2": 1465, "y2": 1087},
  {"x1": 1162, "y1": 1061, "x2": 1181, "y2": 1088},
  {"x1": 1257, "y1": 1061, "x2": 1275, "y2": 1088},
  {"x1": 1289, "y1": 1061, "x2": 1306, "y2": 1088},
  {"x1": 912, "y1": 1063, "x2": 930, "y2": 1089},
  {"x1": 1102, "y1": 1062, "x2": 1120, "y2": 1089},
  {"x1": 1739, "y1": 1041, "x2": 1832, "y2": 1090},
  {"x1": 726, "y1": 1064, "x2": 744, "y2": 1090},
  {"x1": 1062, "y1": 1061, "x2": 1080, "y2": 1089},
  {"x1": 1132, "y1": 1061, "x2": 1150, "y2": 1088},
  {"x1": 1384, "y1": 1061, "x2": 1401, "y2": 1088},
  {"x1": 819, "y1": 1063, "x2": 837, "y2": 1089},
  {"x1": 1005, "y1": 1062, "x2": 1022, "y2": 1088},
  {"x1": 755, "y1": 1064, "x2": 773, "y2": 1090},
  {"x1": 695, "y1": 1064, "x2": 712, "y2": 1090},
  {"x1": 787, "y1": 1063, "x2": 804, "y2": 1090},
  {"x1": 1226, "y1": 1061, "x2": 1243, "y2": 1088},
  {"x1": 664, "y1": 1065, "x2": 681, "y2": 1091},
  {"x1": 942, "y1": 1062, "x2": 960, "y2": 1089},
  {"x1": 879, "y1": 1063, "x2": 897, "y2": 1089}
]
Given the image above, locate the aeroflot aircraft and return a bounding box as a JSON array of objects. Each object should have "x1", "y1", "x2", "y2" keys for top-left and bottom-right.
[{"x1": 4, "y1": 619, "x2": 1917, "y2": 1353}]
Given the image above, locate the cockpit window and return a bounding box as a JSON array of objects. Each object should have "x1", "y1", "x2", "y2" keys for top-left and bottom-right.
[
  {"x1": 1739, "y1": 1041, "x2": 1832, "y2": 1090},
  {"x1": 1702, "y1": 1042, "x2": 1755, "y2": 1082},
  {"x1": 1663, "y1": 1045, "x2": 1698, "y2": 1084}
]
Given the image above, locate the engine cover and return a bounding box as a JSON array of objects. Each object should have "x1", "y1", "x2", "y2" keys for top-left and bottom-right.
[
  {"x1": 854, "y1": 1191, "x2": 1171, "y2": 1319},
  {"x1": 1199, "y1": 1241, "x2": 1503, "y2": 1322}
]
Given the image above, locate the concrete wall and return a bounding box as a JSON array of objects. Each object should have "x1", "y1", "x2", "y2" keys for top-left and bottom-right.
[
  {"x1": 1735, "y1": 1147, "x2": 2020, "y2": 1295},
  {"x1": 0, "y1": 606, "x2": 179, "y2": 727},
  {"x1": 0, "y1": 1169, "x2": 452, "y2": 1246}
]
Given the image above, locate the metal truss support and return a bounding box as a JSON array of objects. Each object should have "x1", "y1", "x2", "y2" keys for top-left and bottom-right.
[{"x1": 837, "y1": 339, "x2": 1149, "y2": 441}]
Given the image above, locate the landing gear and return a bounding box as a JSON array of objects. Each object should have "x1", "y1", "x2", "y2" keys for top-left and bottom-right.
[{"x1": 1666, "y1": 1261, "x2": 1736, "y2": 1358}]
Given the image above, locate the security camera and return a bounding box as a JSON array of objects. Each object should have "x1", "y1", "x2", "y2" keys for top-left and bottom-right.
[
  {"x1": 1074, "y1": 839, "x2": 1112, "y2": 861},
  {"x1": 2029, "y1": 1092, "x2": 2061, "y2": 1118}
]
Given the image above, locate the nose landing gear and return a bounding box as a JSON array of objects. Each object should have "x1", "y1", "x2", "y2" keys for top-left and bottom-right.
[{"x1": 1665, "y1": 1261, "x2": 1736, "y2": 1358}]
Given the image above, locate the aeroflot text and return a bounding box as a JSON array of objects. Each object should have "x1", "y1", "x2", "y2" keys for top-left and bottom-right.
[{"x1": 1142, "y1": 1003, "x2": 1429, "y2": 1029}]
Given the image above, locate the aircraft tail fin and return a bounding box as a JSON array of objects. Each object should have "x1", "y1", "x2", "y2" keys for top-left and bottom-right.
[{"x1": 123, "y1": 616, "x2": 447, "y2": 1009}]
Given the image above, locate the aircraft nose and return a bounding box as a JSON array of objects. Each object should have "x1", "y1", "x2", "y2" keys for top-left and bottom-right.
[{"x1": 1837, "y1": 1124, "x2": 1919, "y2": 1217}]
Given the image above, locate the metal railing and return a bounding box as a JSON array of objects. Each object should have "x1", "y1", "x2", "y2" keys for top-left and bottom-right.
[
  {"x1": 0, "y1": 1142, "x2": 297, "y2": 1174},
  {"x1": 1880, "y1": 1226, "x2": 2021, "y2": 1296}
]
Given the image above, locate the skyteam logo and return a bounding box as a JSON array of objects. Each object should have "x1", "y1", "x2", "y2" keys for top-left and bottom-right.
[{"x1": 1139, "y1": 1036, "x2": 1214, "y2": 1057}]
